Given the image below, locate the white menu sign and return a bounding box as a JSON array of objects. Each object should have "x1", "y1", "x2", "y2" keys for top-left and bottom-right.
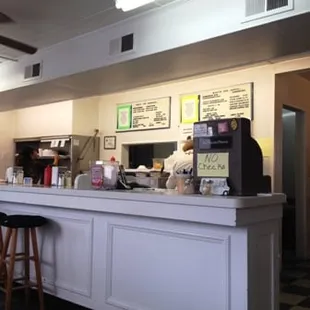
[
  {"x1": 200, "y1": 83, "x2": 253, "y2": 121},
  {"x1": 131, "y1": 97, "x2": 170, "y2": 130}
]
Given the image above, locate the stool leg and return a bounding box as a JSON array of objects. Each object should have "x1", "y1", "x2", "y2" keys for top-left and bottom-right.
[
  {"x1": 24, "y1": 228, "x2": 30, "y2": 308},
  {"x1": 30, "y1": 228, "x2": 44, "y2": 310},
  {"x1": 0, "y1": 227, "x2": 5, "y2": 283},
  {"x1": 0, "y1": 228, "x2": 12, "y2": 291},
  {"x1": 5, "y1": 228, "x2": 18, "y2": 310},
  {"x1": 0, "y1": 226, "x2": 3, "y2": 249}
]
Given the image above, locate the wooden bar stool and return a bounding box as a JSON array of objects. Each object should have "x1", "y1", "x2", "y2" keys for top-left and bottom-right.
[
  {"x1": 0, "y1": 212, "x2": 7, "y2": 284},
  {"x1": 0, "y1": 215, "x2": 47, "y2": 310},
  {"x1": 0, "y1": 212, "x2": 7, "y2": 251}
]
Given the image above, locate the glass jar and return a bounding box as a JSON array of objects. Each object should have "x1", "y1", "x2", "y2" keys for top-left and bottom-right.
[
  {"x1": 13, "y1": 166, "x2": 24, "y2": 185},
  {"x1": 64, "y1": 171, "x2": 72, "y2": 189},
  {"x1": 90, "y1": 164, "x2": 104, "y2": 190},
  {"x1": 102, "y1": 161, "x2": 119, "y2": 190},
  {"x1": 90, "y1": 161, "x2": 119, "y2": 190}
]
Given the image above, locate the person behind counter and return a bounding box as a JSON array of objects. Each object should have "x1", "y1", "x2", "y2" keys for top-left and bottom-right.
[
  {"x1": 166, "y1": 138, "x2": 193, "y2": 189},
  {"x1": 16, "y1": 147, "x2": 59, "y2": 184},
  {"x1": 16, "y1": 147, "x2": 42, "y2": 184}
]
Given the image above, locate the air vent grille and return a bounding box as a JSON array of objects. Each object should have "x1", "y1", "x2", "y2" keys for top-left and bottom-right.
[
  {"x1": 121, "y1": 34, "x2": 134, "y2": 52},
  {"x1": 246, "y1": 0, "x2": 265, "y2": 16},
  {"x1": 267, "y1": 0, "x2": 288, "y2": 10},
  {"x1": 109, "y1": 33, "x2": 134, "y2": 56},
  {"x1": 24, "y1": 62, "x2": 42, "y2": 80},
  {"x1": 246, "y1": 0, "x2": 291, "y2": 17}
]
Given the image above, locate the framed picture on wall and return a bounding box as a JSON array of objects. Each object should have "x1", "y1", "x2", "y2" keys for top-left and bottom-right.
[{"x1": 104, "y1": 136, "x2": 116, "y2": 150}]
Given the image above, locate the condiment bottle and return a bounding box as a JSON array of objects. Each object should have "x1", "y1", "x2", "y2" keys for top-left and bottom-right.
[
  {"x1": 44, "y1": 165, "x2": 52, "y2": 187},
  {"x1": 58, "y1": 172, "x2": 65, "y2": 188},
  {"x1": 65, "y1": 171, "x2": 72, "y2": 189}
]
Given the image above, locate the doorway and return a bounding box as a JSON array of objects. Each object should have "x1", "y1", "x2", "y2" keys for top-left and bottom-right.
[
  {"x1": 123, "y1": 142, "x2": 177, "y2": 169},
  {"x1": 282, "y1": 106, "x2": 307, "y2": 259}
]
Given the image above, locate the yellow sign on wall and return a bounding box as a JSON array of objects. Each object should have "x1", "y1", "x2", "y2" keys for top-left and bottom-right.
[
  {"x1": 197, "y1": 153, "x2": 229, "y2": 177},
  {"x1": 180, "y1": 94, "x2": 199, "y2": 124}
]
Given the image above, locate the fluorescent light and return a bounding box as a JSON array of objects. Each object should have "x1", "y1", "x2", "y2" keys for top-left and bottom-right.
[{"x1": 115, "y1": 0, "x2": 156, "y2": 11}]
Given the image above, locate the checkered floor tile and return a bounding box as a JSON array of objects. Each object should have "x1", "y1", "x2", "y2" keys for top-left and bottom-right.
[
  {"x1": 280, "y1": 260, "x2": 310, "y2": 310},
  {"x1": 0, "y1": 288, "x2": 89, "y2": 310}
]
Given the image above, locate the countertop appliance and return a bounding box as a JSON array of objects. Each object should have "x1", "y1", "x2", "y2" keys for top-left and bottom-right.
[{"x1": 193, "y1": 118, "x2": 270, "y2": 196}]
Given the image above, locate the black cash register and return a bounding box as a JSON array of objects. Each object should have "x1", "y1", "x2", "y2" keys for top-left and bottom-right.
[
  {"x1": 193, "y1": 118, "x2": 271, "y2": 196},
  {"x1": 117, "y1": 165, "x2": 150, "y2": 189}
]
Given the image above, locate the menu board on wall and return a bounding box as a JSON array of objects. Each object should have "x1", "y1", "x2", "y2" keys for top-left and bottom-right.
[
  {"x1": 116, "y1": 97, "x2": 171, "y2": 132},
  {"x1": 200, "y1": 83, "x2": 253, "y2": 121}
]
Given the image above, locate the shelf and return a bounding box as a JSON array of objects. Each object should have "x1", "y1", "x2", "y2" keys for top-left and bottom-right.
[{"x1": 39, "y1": 156, "x2": 70, "y2": 160}]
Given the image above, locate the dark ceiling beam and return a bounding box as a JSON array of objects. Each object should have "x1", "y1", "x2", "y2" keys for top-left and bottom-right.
[{"x1": 0, "y1": 35, "x2": 37, "y2": 55}]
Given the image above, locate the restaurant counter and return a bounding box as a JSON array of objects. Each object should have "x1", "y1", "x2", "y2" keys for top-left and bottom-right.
[{"x1": 0, "y1": 185, "x2": 285, "y2": 310}]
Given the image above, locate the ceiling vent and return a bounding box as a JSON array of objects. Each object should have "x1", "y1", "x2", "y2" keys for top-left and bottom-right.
[
  {"x1": 109, "y1": 33, "x2": 135, "y2": 56},
  {"x1": 24, "y1": 62, "x2": 42, "y2": 80},
  {"x1": 245, "y1": 0, "x2": 293, "y2": 21}
]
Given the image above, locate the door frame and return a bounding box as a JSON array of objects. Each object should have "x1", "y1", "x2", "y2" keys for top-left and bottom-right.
[{"x1": 283, "y1": 105, "x2": 307, "y2": 258}]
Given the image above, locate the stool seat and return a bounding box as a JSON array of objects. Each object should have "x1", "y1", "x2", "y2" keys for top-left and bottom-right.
[
  {"x1": 0, "y1": 215, "x2": 47, "y2": 229},
  {"x1": 0, "y1": 214, "x2": 47, "y2": 310},
  {"x1": 0, "y1": 212, "x2": 6, "y2": 220}
]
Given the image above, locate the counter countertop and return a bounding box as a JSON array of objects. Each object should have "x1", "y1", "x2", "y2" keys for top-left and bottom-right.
[
  {"x1": 0, "y1": 185, "x2": 285, "y2": 226},
  {"x1": 0, "y1": 185, "x2": 285, "y2": 209}
]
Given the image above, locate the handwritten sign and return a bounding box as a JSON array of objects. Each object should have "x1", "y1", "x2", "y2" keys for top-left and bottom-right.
[
  {"x1": 116, "y1": 97, "x2": 170, "y2": 131},
  {"x1": 200, "y1": 83, "x2": 253, "y2": 121},
  {"x1": 132, "y1": 97, "x2": 170, "y2": 130},
  {"x1": 197, "y1": 153, "x2": 229, "y2": 177}
]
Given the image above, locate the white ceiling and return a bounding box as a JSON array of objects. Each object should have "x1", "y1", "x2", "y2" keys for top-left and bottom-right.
[{"x1": 0, "y1": 0, "x2": 180, "y2": 60}]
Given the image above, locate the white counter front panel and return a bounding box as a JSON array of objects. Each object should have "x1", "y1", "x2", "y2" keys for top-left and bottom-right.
[{"x1": 0, "y1": 187, "x2": 284, "y2": 310}]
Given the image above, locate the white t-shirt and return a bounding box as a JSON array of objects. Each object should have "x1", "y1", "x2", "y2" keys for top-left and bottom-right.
[{"x1": 166, "y1": 150, "x2": 193, "y2": 189}]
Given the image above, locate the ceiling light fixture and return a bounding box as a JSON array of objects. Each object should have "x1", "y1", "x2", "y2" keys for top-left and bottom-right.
[{"x1": 115, "y1": 0, "x2": 156, "y2": 12}]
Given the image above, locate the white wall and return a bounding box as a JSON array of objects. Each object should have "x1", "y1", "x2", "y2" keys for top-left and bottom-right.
[
  {"x1": 0, "y1": 111, "x2": 15, "y2": 178},
  {"x1": 72, "y1": 97, "x2": 99, "y2": 136},
  {"x1": 13, "y1": 97, "x2": 100, "y2": 139},
  {"x1": 0, "y1": 100, "x2": 73, "y2": 178},
  {"x1": 14, "y1": 101, "x2": 73, "y2": 138},
  {"x1": 1, "y1": 54, "x2": 310, "y2": 186},
  {"x1": 0, "y1": 0, "x2": 308, "y2": 93},
  {"x1": 99, "y1": 64, "x2": 275, "y2": 174},
  {"x1": 97, "y1": 55, "x2": 310, "y2": 187}
]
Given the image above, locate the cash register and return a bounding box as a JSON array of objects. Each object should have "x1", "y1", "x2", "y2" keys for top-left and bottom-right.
[{"x1": 193, "y1": 117, "x2": 271, "y2": 196}]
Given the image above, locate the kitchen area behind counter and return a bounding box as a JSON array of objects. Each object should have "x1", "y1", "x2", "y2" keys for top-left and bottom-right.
[
  {"x1": 0, "y1": 185, "x2": 284, "y2": 310},
  {"x1": 13, "y1": 133, "x2": 100, "y2": 184}
]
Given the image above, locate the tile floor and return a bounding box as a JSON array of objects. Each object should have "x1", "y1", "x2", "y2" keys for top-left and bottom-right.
[
  {"x1": 0, "y1": 289, "x2": 90, "y2": 310},
  {"x1": 280, "y1": 259, "x2": 310, "y2": 310},
  {"x1": 1, "y1": 259, "x2": 310, "y2": 310}
]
